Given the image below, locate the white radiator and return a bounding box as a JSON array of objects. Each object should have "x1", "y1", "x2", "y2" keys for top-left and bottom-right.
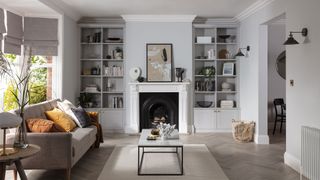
[{"x1": 301, "y1": 126, "x2": 320, "y2": 180}]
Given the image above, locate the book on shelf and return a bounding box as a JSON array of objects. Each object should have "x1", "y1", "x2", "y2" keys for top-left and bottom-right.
[
  {"x1": 104, "y1": 65, "x2": 123, "y2": 77},
  {"x1": 112, "y1": 97, "x2": 123, "y2": 108}
]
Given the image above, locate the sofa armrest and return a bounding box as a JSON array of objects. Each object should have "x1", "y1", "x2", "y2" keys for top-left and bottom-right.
[{"x1": 7, "y1": 132, "x2": 72, "y2": 170}]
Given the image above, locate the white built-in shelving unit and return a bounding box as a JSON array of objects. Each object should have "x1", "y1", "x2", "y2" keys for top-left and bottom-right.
[
  {"x1": 193, "y1": 24, "x2": 240, "y2": 132},
  {"x1": 79, "y1": 23, "x2": 125, "y2": 133}
]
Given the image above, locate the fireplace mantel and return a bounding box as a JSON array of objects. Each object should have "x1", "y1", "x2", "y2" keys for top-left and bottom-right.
[{"x1": 126, "y1": 82, "x2": 191, "y2": 134}]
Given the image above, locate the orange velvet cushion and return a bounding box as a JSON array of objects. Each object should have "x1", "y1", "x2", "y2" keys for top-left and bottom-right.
[
  {"x1": 45, "y1": 108, "x2": 77, "y2": 132},
  {"x1": 26, "y1": 118, "x2": 65, "y2": 132}
]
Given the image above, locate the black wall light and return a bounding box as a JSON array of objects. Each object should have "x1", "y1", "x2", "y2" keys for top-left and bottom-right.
[
  {"x1": 235, "y1": 46, "x2": 250, "y2": 57},
  {"x1": 284, "y1": 28, "x2": 308, "y2": 45}
]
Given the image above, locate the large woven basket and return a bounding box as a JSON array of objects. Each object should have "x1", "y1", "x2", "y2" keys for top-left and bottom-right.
[{"x1": 232, "y1": 120, "x2": 255, "y2": 143}]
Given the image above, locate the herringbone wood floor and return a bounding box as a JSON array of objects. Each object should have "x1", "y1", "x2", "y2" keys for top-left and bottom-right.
[{"x1": 7, "y1": 130, "x2": 300, "y2": 180}]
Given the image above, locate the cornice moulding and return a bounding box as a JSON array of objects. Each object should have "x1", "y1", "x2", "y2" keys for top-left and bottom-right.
[
  {"x1": 235, "y1": 0, "x2": 275, "y2": 22},
  {"x1": 193, "y1": 17, "x2": 239, "y2": 26},
  {"x1": 121, "y1": 15, "x2": 196, "y2": 23},
  {"x1": 78, "y1": 17, "x2": 124, "y2": 25}
]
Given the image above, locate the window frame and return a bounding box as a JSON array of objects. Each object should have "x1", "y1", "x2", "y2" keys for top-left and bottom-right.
[{"x1": 0, "y1": 54, "x2": 58, "y2": 111}]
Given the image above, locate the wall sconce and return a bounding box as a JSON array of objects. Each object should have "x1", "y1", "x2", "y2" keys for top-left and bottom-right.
[
  {"x1": 283, "y1": 28, "x2": 308, "y2": 45},
  {"x1": 235, "y1": 46, "x2": 250, "y2": 57}
]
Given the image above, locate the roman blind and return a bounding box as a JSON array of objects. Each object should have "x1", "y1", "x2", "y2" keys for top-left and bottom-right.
[
  {"x1": 24, "y1": 17, "x2": 58, "y2": 56},
  {"x1": 4, "y1": 11, "x2": 23, "y2": 55},
  {"x1": 0, "y1": 9, "x2": 6, "y2": 51}
]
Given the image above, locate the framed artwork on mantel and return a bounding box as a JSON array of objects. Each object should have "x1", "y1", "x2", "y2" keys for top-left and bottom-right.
[{"x1": 146, "y1": 43, "x2": 173, "y2": 82}]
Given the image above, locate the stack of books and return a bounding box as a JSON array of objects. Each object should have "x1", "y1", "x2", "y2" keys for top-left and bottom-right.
[
  {"x1": 84, "y1": 84, "x2": 99, "y2": 92},
  {"x1": 220, "y1": 100, "x2": 234, "y2": 108}
]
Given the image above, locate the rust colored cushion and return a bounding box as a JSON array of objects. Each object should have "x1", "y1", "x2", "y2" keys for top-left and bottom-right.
[
  {"x1": 45, "y1": 108, "x2": 77, "y2": 132},
  {"x1": 87, "y1": 111, "x2": 99, "y2": 122},
  {"x1": 26, "y1": 118, "x2": 65, "y2": 133}
]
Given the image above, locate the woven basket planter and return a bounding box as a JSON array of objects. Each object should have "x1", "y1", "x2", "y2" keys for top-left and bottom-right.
[{"x1": 232, "y1": 120, "x2": 255, "y2": 143}]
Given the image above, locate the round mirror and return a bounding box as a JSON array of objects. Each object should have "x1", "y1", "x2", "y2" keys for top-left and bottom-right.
[{"x1": 276, "y1": 51, "x2": 286, "y2": 79}]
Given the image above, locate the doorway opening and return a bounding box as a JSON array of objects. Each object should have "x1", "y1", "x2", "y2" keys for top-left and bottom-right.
[{"x1": 266, "y1": 14, "x2": 287, "y2": 143}]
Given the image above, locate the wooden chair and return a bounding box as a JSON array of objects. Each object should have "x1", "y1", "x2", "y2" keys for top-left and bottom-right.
[{"x1": 273, "y1": 98, "x2": 286, "y2": 135}]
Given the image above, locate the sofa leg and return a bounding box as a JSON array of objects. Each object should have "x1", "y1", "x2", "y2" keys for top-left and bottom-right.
[
  {"x1": 13, "y1": 169, "x2": 17, "y2": 180},
  {"x1": 66, "y1": 168, "x2": 71, "y2": 180}
]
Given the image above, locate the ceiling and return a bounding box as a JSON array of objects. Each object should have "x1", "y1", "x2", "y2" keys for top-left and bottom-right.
[
  {"x1": 60, "y1": 0, "x2": 258, "y2": 18},
  {"x1": 0, "y1": 0, "x2": 259, "y2": 19},
  {"x1": 0, "y1": 0, "x2": 58, "y2": 17}
]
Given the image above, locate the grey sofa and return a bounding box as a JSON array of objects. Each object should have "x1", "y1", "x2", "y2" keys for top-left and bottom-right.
[{"x1": 8, "y1": 99, "x2": 97, "y2": 180}]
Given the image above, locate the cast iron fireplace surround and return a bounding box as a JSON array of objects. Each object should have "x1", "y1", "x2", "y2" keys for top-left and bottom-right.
[{"x1": 139, "y1": 93, "x2": 178, "y2": 132}]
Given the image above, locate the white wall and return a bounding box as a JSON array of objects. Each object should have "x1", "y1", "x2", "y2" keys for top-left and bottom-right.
[
  {"x1": 285, "y1": 0, "x2": 320, "y2": 172},
  {"x1": 239, "y1": 0, "x2": 320, "y2": 172},
  {"x1": 124, "y1": 21, "x2": 193, "y2": 131},
  {"x1": 61, "y1": 15, "x2": 80, "y2": 104},
  {"x1": 239, "y1": 0, "x2": 286, "y2": 144},
  {"x1": 268, "y1": 24, "x2": 286, "y2": 123}
]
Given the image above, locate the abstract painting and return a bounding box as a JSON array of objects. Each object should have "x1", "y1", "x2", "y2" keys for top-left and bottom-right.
[{"x1": 146, "y1": 44, "x2": 172, "y2": 82}]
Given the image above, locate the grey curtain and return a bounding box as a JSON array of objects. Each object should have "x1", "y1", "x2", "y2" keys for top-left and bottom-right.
[
  {"x1": 4, "y1": 11, "x2": 23, "y2": 55},
  {"x1": 0, "y1": 8, "x2": 5, "y2": 51},
  {"x1": 24, "y1": 17, "x2": 58, "y2": 56}
]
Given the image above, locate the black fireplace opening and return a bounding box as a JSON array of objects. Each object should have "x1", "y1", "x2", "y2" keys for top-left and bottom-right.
[{"x1": 139, "y1": 93, "x2": 178, "y2": 132}]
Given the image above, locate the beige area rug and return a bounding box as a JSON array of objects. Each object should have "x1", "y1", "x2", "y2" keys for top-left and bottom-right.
[
  {"x1": 5, "y1": 145, "x2": 115, "y2": 180},
  {"x1": 98, "y1": 144, "x2": 228, "y2": 180}
]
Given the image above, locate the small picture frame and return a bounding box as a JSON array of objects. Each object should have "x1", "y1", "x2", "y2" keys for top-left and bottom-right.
[
  {"x1": 222, "y1": 63, "x2": 234, "y2": 76},
  {"x1": 146, "y1": 43, "x2": 173, "y2": 82}
]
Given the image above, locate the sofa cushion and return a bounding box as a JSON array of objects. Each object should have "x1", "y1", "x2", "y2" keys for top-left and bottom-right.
[
  {"x1": 45, "y1": 108, "x2": 77, "y2": 132},
  {"x1": 71, "y1": 125, "x2": 97, "y2": 166},
  {"x1": 26, "y1": 118, "x2": 65, "y2": 132},
  {"x1": 71, "y1": 106, "x2": 91, "y2": 128},
  {"x1": 57, "y1": 100, "x2": 83, "y2": 127}
]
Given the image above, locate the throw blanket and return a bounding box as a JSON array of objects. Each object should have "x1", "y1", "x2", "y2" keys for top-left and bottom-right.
[{"x1": 87, "y1": 112, "x2": 104, "y2": 148}]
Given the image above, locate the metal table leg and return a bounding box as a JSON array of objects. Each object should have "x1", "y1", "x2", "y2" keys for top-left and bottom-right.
[{"x1": 137, "y1": 146, "x2": 184, "y2": 176}]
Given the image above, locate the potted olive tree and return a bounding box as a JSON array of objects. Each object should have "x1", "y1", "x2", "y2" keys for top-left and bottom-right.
[{"x1": 78, "y1": 93, "x2": 94, "y2": 108}]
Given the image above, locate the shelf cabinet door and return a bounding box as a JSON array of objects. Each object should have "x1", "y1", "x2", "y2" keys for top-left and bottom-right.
[
  {"x1": 216, "y1": 109, "x2": 239, "y2": 130},
  {"x1": 100, "y1": 109, "x2": 123, "y2": 131},
  {"x1": 194, "y1": 109, "x2": 216, "y2": 132}
]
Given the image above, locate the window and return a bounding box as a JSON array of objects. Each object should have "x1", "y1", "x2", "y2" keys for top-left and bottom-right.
[
  {"x1": 29, "y1": 55, "x2": 54, "y2": 104},
  {"x1": 0, "y1": 54, "x2": 56, "y2": 111},
  {"x1": 0, "y1": 11, "x2": 59, "y2": 112},
  {"x1": 0, "y1": 54, "x2": 19, "y2": 111}
]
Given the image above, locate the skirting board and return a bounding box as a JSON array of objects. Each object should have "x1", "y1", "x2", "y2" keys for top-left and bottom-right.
[
  {"x1": 125, "y1": 127, "x2": 139, "y2": 134},
  {"x1": 195, "y1": 130, "x2": 232, "y2": 133},
  {"x1": 284, "y1": 152, "x2": 301, "y2": 173},
  {"x1": 254, "y1": 134, "x2": 269, "y2": 144},
  {"x1": 103, "y1": 129, "x2": 124, "y2": 134}
]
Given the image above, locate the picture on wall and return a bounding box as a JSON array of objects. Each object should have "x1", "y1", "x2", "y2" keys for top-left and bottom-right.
[{"x1": 146, "y1": 43, "x2": 172, "y2": 82}]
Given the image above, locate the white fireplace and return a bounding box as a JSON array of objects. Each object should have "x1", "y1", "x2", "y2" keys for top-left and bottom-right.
[{"x1": 126, "y1": 82, "x2": 191, "y2": 133}]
